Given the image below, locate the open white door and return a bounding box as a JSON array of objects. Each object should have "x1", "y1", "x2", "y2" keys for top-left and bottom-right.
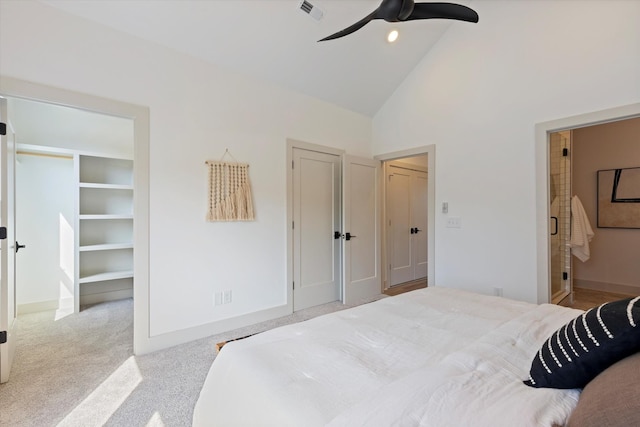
[
  {"x1": 342, "y1": 155, "x2": 381, "y2": 304},
  {"x1": 0, "y1": 97, "x2": 18, "y2": 383}
]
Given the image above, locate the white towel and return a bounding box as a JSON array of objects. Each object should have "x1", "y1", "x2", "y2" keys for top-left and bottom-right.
[{"x1": 570, "y1": 195, "x2": 595, "y2": 262}]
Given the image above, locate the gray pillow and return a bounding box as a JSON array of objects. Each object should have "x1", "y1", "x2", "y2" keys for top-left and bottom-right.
[{"x1": 567, "y1": 351, "x2": 640, "y2": 427}]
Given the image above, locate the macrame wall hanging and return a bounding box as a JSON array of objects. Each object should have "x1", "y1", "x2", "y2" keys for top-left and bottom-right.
[{"x1": 206, "y1": 149, "x2": 255, "y2": 221}]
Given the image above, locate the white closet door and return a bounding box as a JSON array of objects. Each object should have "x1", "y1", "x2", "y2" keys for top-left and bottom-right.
[
  {"x1": 292, "y1": 148, "x2": 341, "y2": 311},
  {"x1": 413, "y1": 171, "x2": 428, "y2": 279},
  {"x1": 342, "y1": 155, "x2": 381, "y2": 305},
  {"x1": 387, "y1": 168, "x2": 414, "y2": 286},
  {"x1": 387, "y1": 165, "x2": 428, "y2": 287}
]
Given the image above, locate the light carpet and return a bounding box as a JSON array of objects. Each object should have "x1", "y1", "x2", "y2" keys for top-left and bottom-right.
[{"x1": 0, "y1": 295, "x2": 386, "y2": 427}]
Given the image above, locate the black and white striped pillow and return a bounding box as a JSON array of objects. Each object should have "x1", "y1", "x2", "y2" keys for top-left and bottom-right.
[{"x1": 524, "y1": 296, "x2": 640, "y2": 389}]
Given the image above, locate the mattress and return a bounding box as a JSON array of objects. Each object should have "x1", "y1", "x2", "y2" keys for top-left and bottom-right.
[{"x1": 193, "y1": 287, "x2": 583, "y2": 426}]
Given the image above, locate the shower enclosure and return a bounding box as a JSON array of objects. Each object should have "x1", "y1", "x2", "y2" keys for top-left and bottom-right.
[{"x1": 549, "y1": 131, "x2": 572, "y2": 303}]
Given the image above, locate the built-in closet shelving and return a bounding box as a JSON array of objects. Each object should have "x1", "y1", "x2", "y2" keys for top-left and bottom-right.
[{"x1": 75, "y1": 154, "x2": 134, "y2": 310}]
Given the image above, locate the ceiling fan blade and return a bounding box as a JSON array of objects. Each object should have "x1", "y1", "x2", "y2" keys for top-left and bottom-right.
[
  {"x1": 318, "y1": 10, "x2": 378, "y2": 42},
  {"x1": 407, "y1": 2, "x2": 479, "y2": 23}
]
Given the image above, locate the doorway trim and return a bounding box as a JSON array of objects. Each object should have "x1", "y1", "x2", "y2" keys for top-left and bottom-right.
[
  {"x1": 535, "y1": 103, "x2": 640, "y2": 304},
  {"x1": 375, "y1": 144, "x2": 436, "y2": 289},
  {"x1": 0, "y1": 76, "x2": 150, "y2": 354}
]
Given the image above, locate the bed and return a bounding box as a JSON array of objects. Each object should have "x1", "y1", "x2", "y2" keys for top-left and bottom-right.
[{"x1": 192, "y1": 287, "x2": 640, "y2": 427}]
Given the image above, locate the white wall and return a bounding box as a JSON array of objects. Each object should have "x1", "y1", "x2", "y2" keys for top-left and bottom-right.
[
  {"x1": 373, "y1": 0, "x2": 640, "y2": 302},
  {"x1": 9, "y1": 98, "x2": 134, "y2": 159},
  {"x1": 16, "y1": 154, "x2": 74, "y2": 310},
  {"x1": 0, "y1": 1, "x2": 371, "y2": 346}
]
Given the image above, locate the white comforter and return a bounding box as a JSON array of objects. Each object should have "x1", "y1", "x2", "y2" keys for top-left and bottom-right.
[{"x1": 193, "y1": 288, "x2": 582, "y2": 427}]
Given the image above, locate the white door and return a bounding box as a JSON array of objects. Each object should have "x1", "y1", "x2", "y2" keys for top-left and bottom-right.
[
  {"x1": 413, "y1": 171, "x2": 428, "y2": 279},
  {"x1": 387, "y1": 164, "x2": 428, "y2": 286},
  {"x1": 292, "y1": 148, "x2": 341, "y2": 310},
  {"x1": 387, "y1": 167, "x2": 413, "y2": 285},
  {"x1": 342, "y1": 155, "x2": 381, "y2": 305},
  {"x1": 0, "y1": 98, "x2": 18, "y2": 383}
]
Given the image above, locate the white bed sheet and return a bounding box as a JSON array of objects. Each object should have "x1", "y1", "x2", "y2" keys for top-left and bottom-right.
[{"x1": 193, "y1": 287, "x2": 582, "y2": 427}]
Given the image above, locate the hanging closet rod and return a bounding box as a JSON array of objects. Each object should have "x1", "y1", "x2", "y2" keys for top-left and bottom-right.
[{"x1": 17, "y1": 151, "x2": 73, "y2": 160}]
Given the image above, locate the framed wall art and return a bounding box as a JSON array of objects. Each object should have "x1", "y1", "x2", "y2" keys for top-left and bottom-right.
[{"x1": 597, "y1": 166, "x2": 640, "y2": 229}]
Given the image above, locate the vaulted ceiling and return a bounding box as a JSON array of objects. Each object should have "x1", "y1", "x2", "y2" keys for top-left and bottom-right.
[{"x1": 41, "y1": 0, "x2": 475, "y2": 117}]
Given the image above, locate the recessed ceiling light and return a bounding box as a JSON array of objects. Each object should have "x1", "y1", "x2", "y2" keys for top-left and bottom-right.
[{"x1": 387, "y1": 30, "x2": 399, "y2": 43}]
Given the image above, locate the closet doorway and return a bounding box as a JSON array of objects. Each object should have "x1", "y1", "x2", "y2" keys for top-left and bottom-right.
[
  {"x1": 1, "y1": 77, "x2": 150, "y2": 362},
  {"x1": 377, "y1": 145, "x2": 435, "y2": 293},
  {"x1": 385, "y1": 158, "x2": 428, "y2": 289},
  {"x1": 9, "y1": 97, "x2": 135, "y2": 316}
]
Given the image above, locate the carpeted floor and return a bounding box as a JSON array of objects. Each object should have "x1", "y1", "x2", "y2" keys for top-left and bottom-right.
[{"x1": 0, "y1": 295, "x2": 386, "y2": 427}]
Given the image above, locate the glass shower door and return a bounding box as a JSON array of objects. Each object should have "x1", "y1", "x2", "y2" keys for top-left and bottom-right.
[{"x1": 549, "y1": 131, "x2": 572, "y2": 303}]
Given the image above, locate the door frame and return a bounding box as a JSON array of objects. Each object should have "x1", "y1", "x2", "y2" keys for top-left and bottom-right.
[
  {"x1": 535, "y1": 102, "x2": 640, "y2": 304},
  {"x1": 0, "y1": 76, "x2": 150, "y2": 354},
  {"x1": 286, "y1": 139, "x2": 345, "y2": 311},
  {"x1": 0, "y1": 103, "x2": 17, "y2": 383},
  {"x1": 376, "y1": 145, "x2": 436, "y2": 291},
  {"x1": 547, "y1": 130, "x2": 573, "y2": 305}
]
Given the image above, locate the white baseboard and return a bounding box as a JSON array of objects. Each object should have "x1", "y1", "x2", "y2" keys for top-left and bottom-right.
[
  {"x1": 136, "y1": 303, "x2": 292, "y2": 355},
  {"x1": 18, "y1": 299, "x2": 59, "y2": 315},
  {"x1": 18, "y1": 291, "x2": 132, "y2": 314},
  {"x1": 80, "y1": 289, "x2": 134, "y2": 306},
  {"x1": 18, "y1": 297, "x2": 75, "y2": 314},
  {"x1": 574, "y1": 279, "x2": 640, "y2": 296}
]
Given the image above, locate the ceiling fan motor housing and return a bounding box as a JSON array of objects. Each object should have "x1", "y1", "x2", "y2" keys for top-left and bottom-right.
[{"x1": 379, "y1": 0, "x2": 415, "y2": 22}]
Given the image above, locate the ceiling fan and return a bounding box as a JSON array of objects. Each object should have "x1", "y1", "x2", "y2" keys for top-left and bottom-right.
[{"x1": 319, "y1": 0, "x2": 479, "y2": 42}]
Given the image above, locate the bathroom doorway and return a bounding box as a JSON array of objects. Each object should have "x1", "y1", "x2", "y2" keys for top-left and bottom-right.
[{"x1": 542, "y1": 110, "x2": 640, "y2": 306}]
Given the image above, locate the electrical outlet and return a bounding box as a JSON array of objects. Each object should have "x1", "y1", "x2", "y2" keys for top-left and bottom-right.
[
  {"x1": 446, "y1": 217, "x2": 462, "y2": 228},
  {"x1": 223, "y1": 290, "x2": 232, "y2": 304}
]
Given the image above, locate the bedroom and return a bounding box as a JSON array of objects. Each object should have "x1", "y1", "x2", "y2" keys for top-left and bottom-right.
[{"x1": 1, "y1": 0, "x2": 639, "y2": 425}]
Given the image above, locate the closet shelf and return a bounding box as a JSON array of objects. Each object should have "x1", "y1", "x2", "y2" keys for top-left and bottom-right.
[
  {"x1": 79, "y1": 270, "x2": 134, "y2": 284},
  {"x1": 79, "y1": 183, "x2": 133, "y2": 190},
  {"x1": 75, "y1": 154, "x2": 135, "y2": 311},
  {"x1": 79, "y1": 214, "x2": 133, "y2": 220},
  {"x1": 79, "y1": 243, "x2": 134, "y2": 252}
]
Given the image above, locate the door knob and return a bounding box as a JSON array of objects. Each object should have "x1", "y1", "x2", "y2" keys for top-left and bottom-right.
[
  {"x1": 414, "y1": 228, "x2": 422, "y2": 233},
  {"x1": 16, "y1": 241, "x2": 26, "y2": 253},
  {"x1": 345, "y1": 232, "x2": 356, "y2": 241}
]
